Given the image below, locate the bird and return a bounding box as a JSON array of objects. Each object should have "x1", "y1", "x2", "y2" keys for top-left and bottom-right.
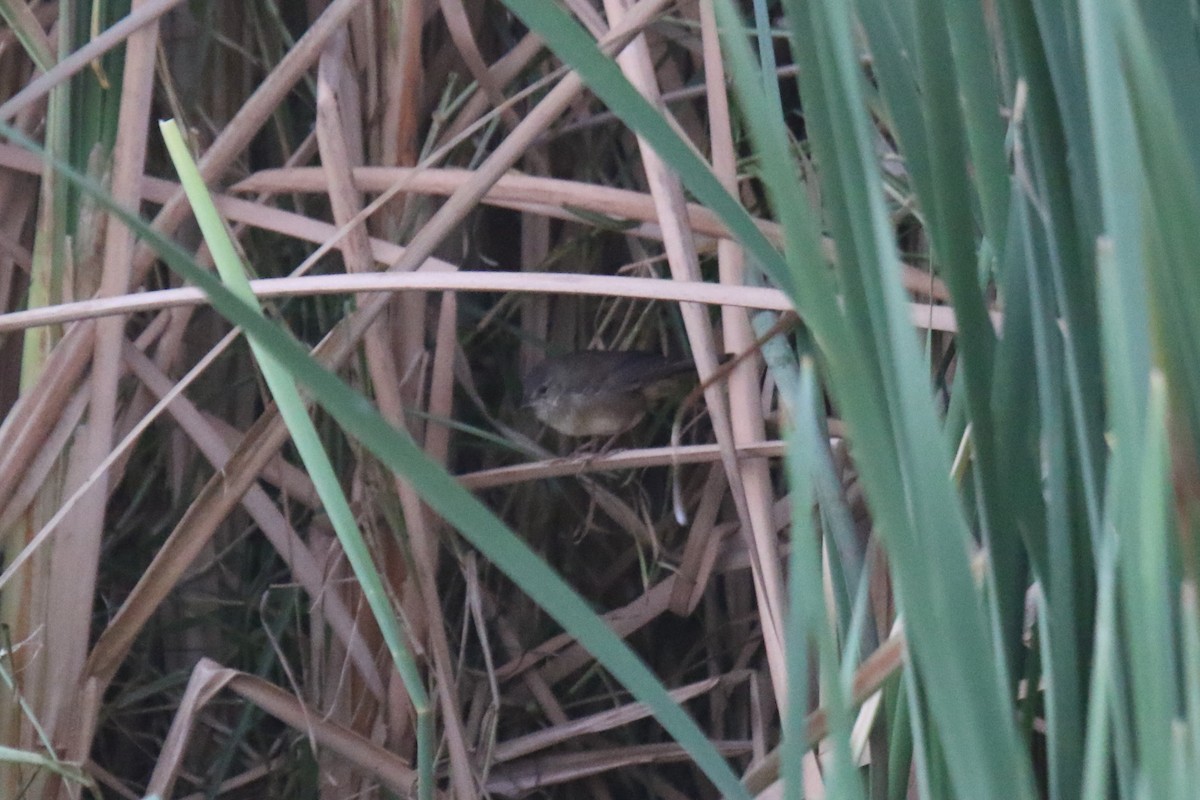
[{"x1": 521, "y1": 350, "x2": 696, "y2": 437}]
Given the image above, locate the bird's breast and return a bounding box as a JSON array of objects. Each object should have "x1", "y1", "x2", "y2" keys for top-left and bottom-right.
[{"x1": 534, "y1": 391, "x2": 647, "y2": 437}]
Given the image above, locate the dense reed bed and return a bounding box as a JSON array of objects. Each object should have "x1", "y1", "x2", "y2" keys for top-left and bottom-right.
[{"x1": 0, "y1": 1, "x2": 1197, "y2": 799}]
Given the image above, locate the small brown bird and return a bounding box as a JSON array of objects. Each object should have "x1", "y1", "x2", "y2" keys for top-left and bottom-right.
[{"x1": 522, "y1": 350, "x2": 695, "y2": 437}]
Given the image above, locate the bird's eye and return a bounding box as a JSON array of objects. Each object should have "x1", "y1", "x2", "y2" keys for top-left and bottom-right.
[{"x1": 533, "y1": 384, "x2": 548, "y2": 398}]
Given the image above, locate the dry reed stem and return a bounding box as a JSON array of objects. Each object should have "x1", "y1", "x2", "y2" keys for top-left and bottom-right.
[
  {"x1": 149, "y1": 658, "x2": 420, "y2": 796},
  {"x1": 602, "y1": 0, "x2": 794, "y2": 714},
  {"x1": 0, "y1": 273, "x2": 963, "y2": 335},
  {"x1": 42, "y1": 0, "x2": 165, "y2": 767}
]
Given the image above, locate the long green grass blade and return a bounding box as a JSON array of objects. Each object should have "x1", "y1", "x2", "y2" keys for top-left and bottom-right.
[
  {"x1": 777, "y1": 0, "x2": 1035, "y2": 796},
  {"x1": 158, "y1": 120, "x2": 438, "y2": 800},
  {"x1": 784, "y1": 356, "x2": 865, "y2": 800}
]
